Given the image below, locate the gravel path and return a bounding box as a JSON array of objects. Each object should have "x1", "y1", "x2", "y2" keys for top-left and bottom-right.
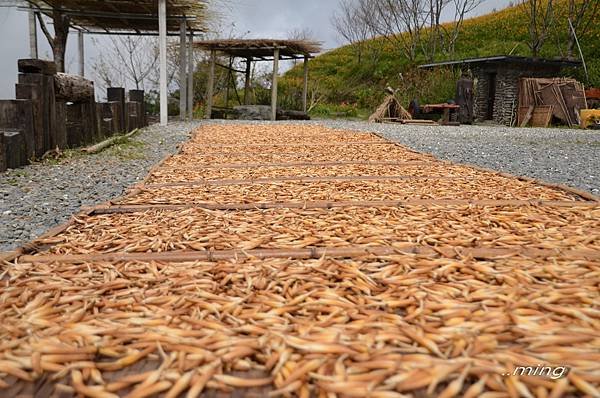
[
  {"x1": 314, "y1": 120, "x2": 599, "y2": 196},
  {"x1": 0, "y1": 121, "x2": 199, "y2": 251},
  {"x1": 1, "y1": 119, "x2": 598, "y2": 251}
]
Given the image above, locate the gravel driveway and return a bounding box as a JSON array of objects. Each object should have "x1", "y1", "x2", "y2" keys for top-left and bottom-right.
[
  {"x1": 1, "y1": 119, "x2": 598, "y2": 252},
  {"x1": 313, "y1": 120, "x2": 600, "y2": 196},
  {"x1": 1, "y1": 121, "x2": 199, "y2": 251}
]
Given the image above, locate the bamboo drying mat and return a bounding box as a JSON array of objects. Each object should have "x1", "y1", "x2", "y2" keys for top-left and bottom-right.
[{"x1": 1, "y1": 124, "x2": 599, "y2": 398}]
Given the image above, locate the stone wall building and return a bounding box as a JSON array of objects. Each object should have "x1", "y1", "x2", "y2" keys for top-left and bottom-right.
[{"x1": 420, "y1": 56, "x2": 581, "y2": 126}]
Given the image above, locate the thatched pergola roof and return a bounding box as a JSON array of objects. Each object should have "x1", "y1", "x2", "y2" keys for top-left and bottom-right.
[
  {"x1": 194, "y1": 39, "x2": 322, "y2": 60},
  {"x1": 23, "y1": 0, "x2": 208, "y2": 34}
]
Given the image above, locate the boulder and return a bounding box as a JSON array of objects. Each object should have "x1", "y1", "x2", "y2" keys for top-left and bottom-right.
[{"x1": 233, "y1": 105, "x2": 272, "y2": 120}]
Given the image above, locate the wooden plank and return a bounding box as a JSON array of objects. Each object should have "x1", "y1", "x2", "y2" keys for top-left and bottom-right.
[
  {"x1": 16, "y1": 245, "x2": 600, "y2": 264},
  {"x1": 107, "y1": 88, "x2": 126, "y2": 132},
  {"x1": 2, "y1": 131, "x2": 26, "y2": 168},
  {"x1": 519, "y1": 105, "x2": 534, "y2": 127},
  {"x1": 90, "y1": 199, "x2": 598, "y2": 215},
  {"x1": 158, "y1": 160, "x2": 438, "y2": 170},
  {"x1": 46, "y1": 74, "x2": 57, "y2": 151},
  {"x1": 0, "y1": 132, "x2": 5, "y2": 172},
  {"x1": 0, "y1": 100, "x2": 35, "y2": 161},
  {"x1": 54, "y1": 101, "x2": 67, "y2": 149},
  {"x1": 530, "y1": 105, "x2": 553, "y2": 128},
  {"x1": 140, "y1": 175, "x2": 468, "y2": 188},
  {"x1": 17, "y1": 59, "x2": 56, "y2": 75},
  {"x1": 195, "y1": 141, "x2": 392, "y2": 149},
  {"x1": 15, "y1": 83, "x2": 44, "y2": 157}
]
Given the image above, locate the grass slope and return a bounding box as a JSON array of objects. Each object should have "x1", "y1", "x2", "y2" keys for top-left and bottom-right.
[{"x1": 281, "y1": 0, "x2": 600, "y2": 117}]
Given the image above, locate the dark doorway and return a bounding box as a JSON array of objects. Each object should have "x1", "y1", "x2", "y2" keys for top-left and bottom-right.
[
  {"x1": 486, "y1": 73, "x2": 496, "y2": 120},
  {"x1": 456, "y1": 75, "x2": 474, "y2": 124}
]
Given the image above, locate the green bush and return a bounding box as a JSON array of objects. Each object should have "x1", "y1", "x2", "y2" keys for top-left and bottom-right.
[{"x1": 280, "y1": 0, "x2": 600, "y2": 115}]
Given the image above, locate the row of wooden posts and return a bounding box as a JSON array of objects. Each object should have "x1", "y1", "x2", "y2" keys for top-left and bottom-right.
[{"x1": 0, "y1": 59, "x2": 148, "y2": 172}]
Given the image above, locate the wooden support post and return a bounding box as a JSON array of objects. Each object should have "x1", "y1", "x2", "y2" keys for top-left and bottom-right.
[
  {"x1": 271, "y1": 48, "x2": 280, "y2": 121},
  {"x1": 107, "y1": 88, "x2": 125, "y2": 133},
  {"x1": 158, "y1": 0, "x2": 168, "y2": 126},
  {"x1": 78, "y1": 31, "x2": 84, "y2": 77},
  {"x1": 179, "y1": 20, "x2": 187, "y2": 121},
  {"x1": 302, "y1": 56, "x2": 309, "y2": 113},
  {"x1": 187, "y1": 30, "x2": 194, "y2": 120},
  {"x1": 205, "y1": 50, "x2": 216, "y2": 119},
  {"x1": 224, "y1": 57, "x2": 233, "y2": 109},
  {"x1": 0, "y1": 132, "x2": 5, "y2": 172},
  {"x1": 244, "y1": 57, "x2": 252, "y2": 105},
  {"x1": 28, "y1": 9, "x2": 38, "y2": 59}
]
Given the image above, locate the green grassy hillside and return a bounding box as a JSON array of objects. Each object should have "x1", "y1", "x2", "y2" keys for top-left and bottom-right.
[{"x1": 280, "y1": 0, "x2": 600, "y2": 118}]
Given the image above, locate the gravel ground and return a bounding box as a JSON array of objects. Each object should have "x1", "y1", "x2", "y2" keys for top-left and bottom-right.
[
  {"x1": 0, "y1": 121, "x2": 200, "y2": 251},
  {"x1": 1, "y1": 119, "x2": 598, "y2": 251},
  {"x1": 314, "y1": 120, "x2": 600, "y2": 196}
]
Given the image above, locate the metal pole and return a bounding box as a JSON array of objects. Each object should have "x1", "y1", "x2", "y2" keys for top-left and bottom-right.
[
  {"x1": 205, "y1": 50, "x2": 216, "y2": 119},
  {"x1": 302, "y1": 56, "x2": 309, "y2": 113},
  {"x1": 78, "y1": 31, "x2": 84, "y2": 76},
  {"x1": 158, "y1": 0, "x2": 168, "y2": 126},
  {"x1": 187, "y1": 30, "x2": 194, "y2": 120},
  {"x1": 271, "y1": 48, "x2": 280, "y2": 121},
  {"x1": 179, "y1": 20, "x2": 187, "y2": 121},
  {"x1": 568, "y1": 19, "x2": 588, "y2": 82},
  {"x1": 28, "y1": 9, "x2": 38, "y2": 59}
]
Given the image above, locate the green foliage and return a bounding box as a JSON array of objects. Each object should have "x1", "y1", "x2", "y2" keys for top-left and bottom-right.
[
  {"x1": 310, "y1": 103, "x2": 363, "y2": 118},
  {"x1": 280, "y1": 0, "x2": 600, "y2": 116},
  {"x1": 104, "y1": 137, "x2": 147, "y2": 160}
]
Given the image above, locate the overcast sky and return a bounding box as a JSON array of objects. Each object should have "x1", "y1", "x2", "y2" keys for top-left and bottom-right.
[{"x1": 0, "y1": 0, "x2": 511, "y2": 99}]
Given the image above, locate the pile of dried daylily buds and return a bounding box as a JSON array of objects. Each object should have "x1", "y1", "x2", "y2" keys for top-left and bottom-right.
[{"x1": 1, "y1": 124, "x2": 599, "y2": 397}]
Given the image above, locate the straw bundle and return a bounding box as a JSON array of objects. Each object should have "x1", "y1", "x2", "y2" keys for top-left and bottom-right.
[{"x1": 368, "y1": 95, "x2": 412, "y2": 123}]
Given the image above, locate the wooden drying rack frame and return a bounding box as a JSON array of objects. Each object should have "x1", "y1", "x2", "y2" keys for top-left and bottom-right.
[{"x1": 1, "y1": 127, "x2": 598, "y2": 264}]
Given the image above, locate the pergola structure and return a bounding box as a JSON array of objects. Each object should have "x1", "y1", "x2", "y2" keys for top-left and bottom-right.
[
  {"x1": 18, "y1": 0, "x2": 209, "y2": 125},
  {"x1": 194, "y1": 39, "x2": 321, "y2": 121}
]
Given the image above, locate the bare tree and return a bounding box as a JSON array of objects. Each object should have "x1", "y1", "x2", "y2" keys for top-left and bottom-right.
[
  {"x1": 565, "y1": 0, "x2": 599, "y2": 58},
  {"x1": 422, "y1": 0, "x2": 447, "y2": 61},
  {"x1": 443, "y1": 0, "x2": 484, "y2": 54},
  {"x1": 92, "y1": 36, "x2": 180, "y2": 98},
  {"x1": 420, "y1": 0, "x2": 483, "y2": 59},
  {"x1": 35, "y1": 9, "x2": 70, "y2": 72},
  {"x1": 92, "y1": 36, "x2": 159, "y2": 93},
  {"x1": 288, "y1": 27, "x2": 317, "y2": 41},
  {"x1": 365, "y1": 0, "x2": 429, "y2": 61},
  {"x1": 331, "y1": 0, "x2": 373, "y2": 63},
  {"x1": 519, "y1": 0, "x2": 554, "y2": 57}
]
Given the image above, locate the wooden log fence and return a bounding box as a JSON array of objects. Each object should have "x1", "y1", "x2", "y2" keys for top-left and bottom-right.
[{"x1": 0, "y1": 59, "x2": 148, "y2": 170}]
